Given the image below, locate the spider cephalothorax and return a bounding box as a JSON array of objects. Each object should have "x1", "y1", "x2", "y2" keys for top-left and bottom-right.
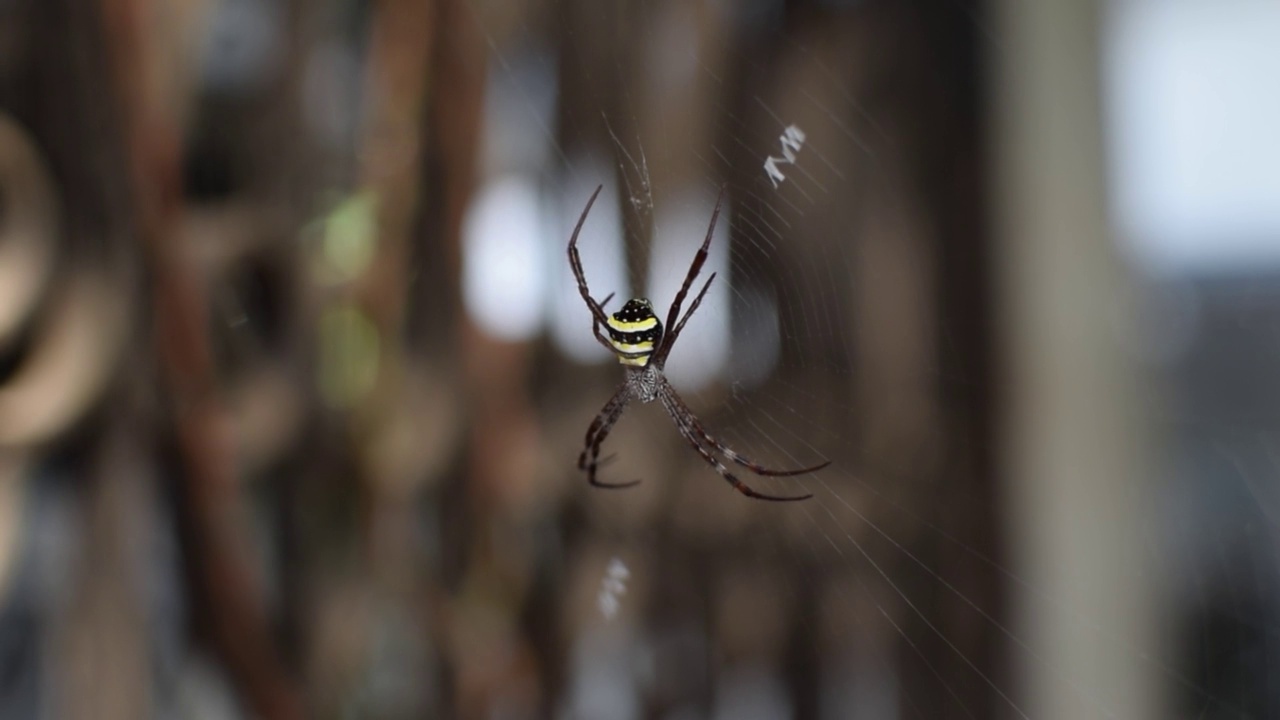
[{"x1": 567, "y1": 184, "x2": 831, "y2": 502}]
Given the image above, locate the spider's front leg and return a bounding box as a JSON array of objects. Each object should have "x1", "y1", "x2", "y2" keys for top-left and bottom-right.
[
  {"x1": 588, "y1": 292, "x2": 616, "y2": 355},
  {"x1": 652, "y1": 272, "x2": 715, "y2": 368}
]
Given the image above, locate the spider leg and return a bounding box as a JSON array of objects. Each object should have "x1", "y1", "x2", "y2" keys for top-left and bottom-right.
[
  {"x1": 695, "y1": 425, "x2": 831, "y2": 476},
  {"x1": 591, "y1": 320, "x2": 616, "y2": 355},
  {"x1": 651, "y1": 272, "x2": 715, "y2": 368},
  {"x1": 658, "y1": 381, "x2": 812, "y2": 502},
  {"x1": 662, "y1": 382, "x2": 830, "y2": 476},
  {"x1": 579, "y1": 384, "x2": 640, "y2": 490},
  {"x1": 568, "y1": 185, "x2": 611, "y2": 327},
  {"x1": 658, "y1": 185, "x2": 725, "y2": 359},
  {"x1": 587, "y1": 292, "x2": 617, "y2": 354}
]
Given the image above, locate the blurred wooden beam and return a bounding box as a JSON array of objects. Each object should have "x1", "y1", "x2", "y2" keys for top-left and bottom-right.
[
  {"x1": 95, "y1": 0, "x2": 303, "y2": 718},
  {"x1": 992, "y1": 0, "x2": 1164, "y2": 717}
]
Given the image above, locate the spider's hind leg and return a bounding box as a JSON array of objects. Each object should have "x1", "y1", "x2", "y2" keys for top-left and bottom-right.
[
  {"x1": 579, "y1": 385, "x2": 641, "y2": 490},
  {"x1": 658, "y1": 382, "x2": 812, "y2": 502},
  {"x1": 663, "y1": 382, "x2": 830, "y2": 478},
  {"x1": 678, "y1": 418, "x2": 812, "y2": 502},
  {"x1": 716, "y1": 446, "x2": 832, "y2": 477}
]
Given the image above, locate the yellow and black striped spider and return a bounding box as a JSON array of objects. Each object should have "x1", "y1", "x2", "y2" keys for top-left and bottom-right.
[{"x1": 567, "y1": 185, "x2": 830, "y2": 502}]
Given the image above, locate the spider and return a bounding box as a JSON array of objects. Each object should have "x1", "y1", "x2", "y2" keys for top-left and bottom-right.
[{"x1": 567, "y1": 184, "x2": 830, "y2": 502}]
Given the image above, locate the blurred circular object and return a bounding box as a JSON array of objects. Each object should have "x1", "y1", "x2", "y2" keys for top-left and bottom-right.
[
  {"x1": 0, "y1": 270, "x2": 129, "y2": 448},
  {"x1": 184, "y1": 206, "x2": 306, "y2": 472},
  {"x1": 0, "y1": 114, "x2": 58, "y2": 348}
]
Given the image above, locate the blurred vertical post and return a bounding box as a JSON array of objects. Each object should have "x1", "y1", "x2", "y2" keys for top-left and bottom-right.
[
  {"x1": 354, "y1": 0, "x2": 433, "y2": 574},
  {"x1": 96, "y1": 0, "x2": 302, "y2": 718},
  {"x1": 988, "y1": 0, "x2": 1172, "y2": 712},
  {"x1": 992, "y1": 0, "x2": 1164, "y2": 718}
]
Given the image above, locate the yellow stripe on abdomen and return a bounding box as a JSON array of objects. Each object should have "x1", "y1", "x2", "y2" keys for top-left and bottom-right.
[
  {"x1": 610, "y1": 340, "x2": 655, "y2": 354},
  {"x1": 608, "y1": 338, "x2": 655, "y2": 367},
  {"x1": 605, "y1": 316, "x2": 659, "y2": 333}
]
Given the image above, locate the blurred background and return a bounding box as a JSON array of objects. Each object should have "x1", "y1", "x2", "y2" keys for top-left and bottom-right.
[{"x1": 0, "y1": 0, "x2": 1276, "y2": 718}]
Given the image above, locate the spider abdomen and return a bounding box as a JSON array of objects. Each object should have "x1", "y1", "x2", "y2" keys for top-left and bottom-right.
[{"x1": 605, "y1": 298, "x2": 663, "y2": 367}]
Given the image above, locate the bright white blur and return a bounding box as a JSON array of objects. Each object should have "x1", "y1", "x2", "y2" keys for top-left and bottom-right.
[
  {"x1": 1107, "y1": 0, "x2": 1280, "y2": 272},
  {"x1": 461, "y1": 175, "x2": 546, "y2": 342}
]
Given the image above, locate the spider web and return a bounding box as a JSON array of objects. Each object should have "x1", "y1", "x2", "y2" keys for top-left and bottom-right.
[{"x1": 459, "y1": 1, "x2": 1280, "y2": 718}]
